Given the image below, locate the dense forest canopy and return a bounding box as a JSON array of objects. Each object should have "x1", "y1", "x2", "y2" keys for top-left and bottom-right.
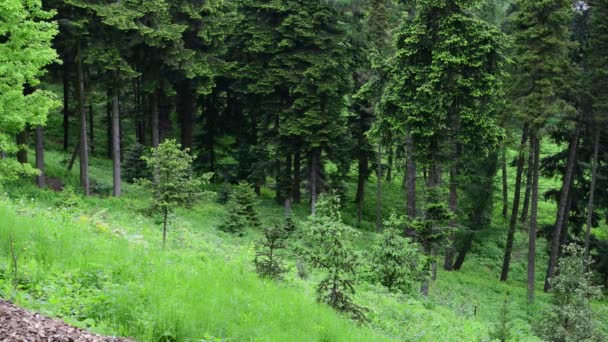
[{"x1": 1, "y1": 0, "x2": 608, "y2": 340}]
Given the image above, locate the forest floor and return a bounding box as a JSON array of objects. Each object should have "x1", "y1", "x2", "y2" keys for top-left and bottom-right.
[
  {"x1": 0, "y1": 148, "x2": 607, "y2": 341},
  {"x1": 0, "y1": 299, "x2": 128, "y2": 342}
]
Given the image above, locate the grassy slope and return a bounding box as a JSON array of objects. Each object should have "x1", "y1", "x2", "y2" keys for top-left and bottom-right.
[{"x1": 0, "y1": 149, "x2": 606, "y2": 341}]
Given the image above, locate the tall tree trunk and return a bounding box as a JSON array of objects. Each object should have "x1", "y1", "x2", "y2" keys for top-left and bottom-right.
[
  {"x1": 151, "y1": 88, "x2": 160, "y2": 148},
  {"x1": 112, "y1": 88, "x2": 121, "y2": 197},
  {"x1": 527, "y1": 134, "x2": 540, "y2": 304},
  {"x1": 89, "y1": 104, "x2": 94, "y2": 154},
  {"x1": 501, "y1": 144, "x2": 508, "y2": 220},
  {"x1": 584, "y1": 129, "x2": 600, "y2": 269},
  {"x1": 284, "y1": 152, "x2": 293, "y2": 215},
  {"x1": 406, "y1": 132, "x2": 417, "y2": 221},
  {"x1": 386, "y1": 144, "x2": 393, "y2": 182},
  {"x1": 203, "y1": 94, "x2": 216, "y2": 172},
  {"x1": 178, "y1": 80, "x2": 194, "y2": 151},
  {"x1": 521, "y1": 145, "x2": 534, "y2": 223},
  {"x1": 453, "y1": 233, "x2": 474, "y2": 270},
  {"x1": 544, "y1": 123, "x2": 580, "y2": 292},
  {"x1": 67, "y1": 142, "x2": 79, "y2": 172},
  {"x1": 376, "y1": 143, "x2": 383, "y2": 232},
  {"x1": 106, "y1": 93, "x2": 112, "y2": 159},
  {"x1": 444, "y1": 159, "x2": 458, "y2": 271},
  {"x1": 77, "y1": 44, "x2": 90, "y2": 196},
  {"x1": 16, "y1": 131, "x2": 27, "y2": 164},
  {"x1": 63, "y1": 59, "x2": 70, "y2": 151},
  {"x1": 500, "y1": 127, "x2": 528, "y2": 281},
  {"x1": 35, "y1": 125, "x2": 45, "y2": 188},
  {"x1": 355, "y1": 152, "x2": 368, "y2": 226},
  {"x1": 310, "y1": 149, "x2": 319, "y2": 216},
  {"x1": 293, "y1": 149, "x2": 301, "y2": 203}
]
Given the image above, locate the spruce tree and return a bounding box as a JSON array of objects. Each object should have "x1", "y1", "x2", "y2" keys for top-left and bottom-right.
[
  {"x1": 255, "y1": 223, "x2": 288, "y2": 280},
  {"x1": 219, "y1": 181, "x2": 261, "y2": 234}
]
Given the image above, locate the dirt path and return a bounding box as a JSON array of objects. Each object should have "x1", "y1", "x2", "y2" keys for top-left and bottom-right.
[{"x1": 0, "y1": 300, "x2": 130, "y2": 342}]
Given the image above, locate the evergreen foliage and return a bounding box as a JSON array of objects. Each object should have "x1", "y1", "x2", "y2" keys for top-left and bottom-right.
[
  {"x1": 219, "y1": 181, "x2": 261, "y2": 234},
  {"x1": 255, "y1": 223, "x2": 288, "y2": 280},
  {"x1": 534, "y1": 243, "x2": 604, "y2": 342},
  {"x1": 490, "y1": 291, "x2": 512, "y2": 342},
  {"x1": 305, "y1": 195, "x2": 366, "y2": 321},
  {"x1": 141, "y1": 139, "x2": 205, "y2": 248},
  {"x1": 372, "y1": 214, "x2": 424, "y2": 293},
  {"x1": 122, "y1": 142, "x2": 149, "y2": 183}
]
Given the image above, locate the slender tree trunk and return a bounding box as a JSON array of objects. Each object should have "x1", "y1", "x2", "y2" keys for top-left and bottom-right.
[
  {"x1": 112, "y1": 88, "x2": 121, "y2": 197},
  {"x1": 376, "y1": 143, "x2": 383, "y2": 232},
  {"x1": 544, "y1": 123, "x2": 580, "y2": 292},
  {"x1": 293, "y1": 149, "x2": 301, "y2": 203},
  {"x1": 77, "y1": 44, "x2": 90, "y2": 196},
  {"x1": 521, "y1": 145, "x2": 533, "y2": 223},
  {"x1": 310, "y1": 149, "x2": 319, "y2": 216},
  {"x1": 16, "y1": 131, "x2": 28, "y2": 164},
  {"x1": 106, "y1": 93, "x2": 112, "y2": 159},
  {"x1": 355, "y1": 152, "x2": 368, "y2": 226},
  {"x1": 151, "y1": 88, "x2": 160, "y2": 148},
  {"x1": 63, "y1": 59, "x2": 70, "y2": 151},
  {"x1": 89, "y1": 104, "x2": 94, "y2": 154},
  {"x1": 386, "y1": 144, "x2": 393, "y2": 182},
  {"x1": 528, "y1": 134, "x2": 540, "y2": 304},
  {"x1": 453, "y1": 233, "x2": 474, "y2": 270},
  {"x1": 500, "y1": 127, "x2": 528, "y2": 281},
  {"x1": 444, "y1": 160, "x2": 458, "y2": 271},
  {"x1": 501, "y1": 145, "x2": 508, "y2": 220},
  {"x1": 68, "y1": 142, "x2": 79, "y2": 172},
  {"x1": 35, "y1": 125, "x2": 45, "y2": 188},
  {"x1": 178, "y1": 80, "x2": 194, "y2": 151},
  {"x1": 584, "y1": 129, "x2": 600, "y2": 269},
  {"x1": 406, "y1": 132, "x2": 417, "y2": 221},
  {"x1": 284, "y1": 152, "x2": 293, "y2": 213}
]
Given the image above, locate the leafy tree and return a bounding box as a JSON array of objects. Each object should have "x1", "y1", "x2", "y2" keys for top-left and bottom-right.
[
  {"x1": 305, "y1": 194, "x2": 366, "y2": 321},
  {"x1": 255, "y1": 223, "x2": 288, "y2": 280},
  {"x1": 141, "y1": 139, "x2": 204, "y2": 249},
  {"x1": 534, "y1": 243, "x2": 604, "y2": 342},
  {"x1": 371, "y1": 213, "x2": 424, "y2": 293},
  {"x1": 219, "y1": 181, "x2": 261, "y2": 234},
  {"x1": 0, "y1": 0, "x2": 59, "y2": 183}
]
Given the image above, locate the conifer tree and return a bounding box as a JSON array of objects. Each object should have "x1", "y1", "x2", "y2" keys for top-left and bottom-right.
[
  {"x1": 0, "y1": 0, "x2": 59, "y2": 183},
  {"x1": 490, "y1": 291, "x2": 513, "y2": 342},
  {"x1": 219, "y1": 181, "x2": 261, "y2": 234},
  {"x1": 255, "y1": 223, "x2": 288, "y2": 280}
]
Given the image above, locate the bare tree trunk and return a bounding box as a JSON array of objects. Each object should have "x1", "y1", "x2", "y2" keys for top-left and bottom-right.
[
  {"x1": 544, "y1": 123, "x2": 580, "y2": 292},
  {"x1": 444, "y1": 160, "x2": 458, "y2": 271},
  {"x1": 77, "y1": 44, "x2": 90, "y2": 196},
  {"x1": 67, "y1": 142, "x2": 79, "y2": 172},
  {"x1": 310, "y1": 149, "x2": 319, "y2": 216},
  {"x1": 386, "y1": 144, "x2": 393, "y2": 182},
  {"x1": 501, "y1": 145, "x2": 508, "y2": 220},
  {"x1": 35, "y1": 126, "x2": 45, "y2": 188},
  {"x1": 521, "y1": 145, "x2": 533, "y2": 223},
  {"x1": 500, "y1": 127, "x2": 528, "y2": 281},
  {"x1": 178, "y1": 80, "x2": 194, "y2": 151},
  {"x1": 112, "y1": 88, "x2": 121, "y2": 197},
  {"x1": 63, "y1": 59, "x2": 70, "y2": 151},
  {"x1": 355, "y1": 152, "x2": 368, "y2": 226},
  {"x1": 376, "y1": 143, "x2": 383, "y2": 232},
  {"x1": 151, "y1": 88, "x2": 160, "y2": 148},
  {"x1": 584, "y1": 129, "x2": 600, "y2": 269},
  {"x1": 293, "y1": 149, "x2": 301, "y2": 203},
  {"x1": 406, "y1": 132, "x2": 417, "y2": 221},
  {"x1": 89, "y1": 103, "x2": 94, "y2": 155},
  {"x1": 16, "y1": 131, "x2": 28, "y2": 164},
  {"x1": 528, "y1": 134, "x2": 540, "y2": 304},
  {"x1": 106, "y1": 93, "x2": 112, "y2": 159}
]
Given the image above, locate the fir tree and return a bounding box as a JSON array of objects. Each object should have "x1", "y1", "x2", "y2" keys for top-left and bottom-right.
[
  {"x1": 255, "y1": 223, "x2": 288, "y2": 280},
  {"x1": 219, "y1": 181, "x2": 261, "y2": 234},
  {"x1": 122, "y1": 142, "x2": 150, "y2": 183},
  {"x1": 490, "y1": 291, "x2": 513, "y2": 342}
]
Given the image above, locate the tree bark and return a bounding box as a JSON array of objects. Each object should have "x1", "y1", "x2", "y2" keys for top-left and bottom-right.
[
  {"x1": 444, "y1": 160, "x2": 458, "y2": 271},
  {"x1": 178, "y1": 80, "x2": 194, "y2": 151},
  {"x1": 68, "y1": 142, "x2": 79, "y2": 172},
  {"x1": 501, "y1": 144, "x2": 508, "y2": 220},
  {"x1": 112, "y1": 88, "x2": 121, "y2": 197},
  {"x1": 544, "y1": 123, "x2": 580, "y2": 292},
  {"x1": 77, "y1": 44, "x2": 90, "y2": 196},
  {"x1": 106, "y1": 93, "x2": 112, "y2": 159},
  {"x1": 355, "y1": 151, "x2": 368, "y2": 226},
  {"x1": 453, "y1": 233, "x2": 474, "y2": 270},
  {"x1": 386, "y1": 144, "x2": 393, "y2": 182},
  {"x1": 310, "y1": 149, "x2": 319, "y2": 216},
  {"x1": 406, "y1": 132, "x2": 417, "y2": 221},
  {"x1": 521, "y1": 145, "x2": 534, "y2": 223},
  {"x1": 16, "y1": 131, "x2": 28, "y2": 164},
  {"x1": 376, "y1": 143, "x2": 383, "y2": 232},
  {"x1": 500, "y1": 127, "x2": 528, "y2": 281},
  {"x1": 527, "y1": 134, "x2": 540, "y2": 304},
  {"x1": 63, "y1": 59, "x2": 70, "y2": 151},
  {"x1": 151, "y1": 88, "x2": 160, "y2": 148},
  {"x1": 89, "y1": 104, "x2": 94, "y2": 154},
  {"x1": 584, "y1": 129, "x2": 600, "y2": 269},
  {"x1": 35, "y1": 125, "x2": 45, "y2": 188}
]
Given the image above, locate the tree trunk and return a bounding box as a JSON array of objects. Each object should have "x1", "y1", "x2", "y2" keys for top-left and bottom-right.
[
  {"x1": 453, "y1": 233, "x2": 474, "y2": 270},
  {"x1": 178, "y1": 80, "x2": 194, "y2": 151},
  {"x1": 527, "y1": 134, "x2": 540, "y2": 304},
  {"x1": 444, "y1": 160, "x2": 458, "y2": 271},
  {"x1": 544, "y1": 123, "x2": 580, "y2": 292},
  {"x1": 63, "y1": 59, "x2": 70, "y2": 151},
  {"x1": 376, "y1": 143, "x2": 383, "y2": 232},
  {"x1": 310, "y1": 149, "x2": 319, "y2": 216},
  {"x1": 106, "y1": 93, "x2": 112, "y2": 159},
  {"x1": 68, "y1": 142, "x2": 79, "y2": 172},
  {"x1": 89, "y1": 103, "x2": 94, "y2": 154},
  {"x1": 500, "y1": 127, "x2": 528, "y2": 281},
  {"x1": 584, "y1": 129, "x2": 600, "y2": 268},
  {"x1": 16, "y1": 131, "x2": 28, "y2": 164},
  {"x1": 355, "y1": 151, "x2": 368, "y2": 226},
  {"x1": 520, "y1": 145, "x2": 534, "y2": 223},
  {"x1": 501, "y1": 145, "x2": 508, "y2": 220},
  {"x1": 151, "y1": 88, "x2": 160, "y2": 148},
  {"x1": 112, "y1": 88, "x2": 121, "y2": 197},
  {"x1": 406, "y1": 132, "x2": 417, "y2": 221},
  {"x1": 35, "y1": 125, "x2": 45, "y2": 188},
  {"x1": 293, "y1": 149, "x2": 301, "y2": 203},
  {"x1": 77, "y1": 44, "x2": 90, "y2": 196},
  {"x1": 386, "y1": 144, "x2": 393, "y2": 182}
]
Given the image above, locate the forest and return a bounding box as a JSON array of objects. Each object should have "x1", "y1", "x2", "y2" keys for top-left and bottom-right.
[{"x1": 1, "y1": 0, "x2": 607, "y2": 340}]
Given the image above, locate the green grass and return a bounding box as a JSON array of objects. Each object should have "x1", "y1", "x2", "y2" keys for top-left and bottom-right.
[{"x1": 0, "y1": 147, "x2": 606, "y2": 341}]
